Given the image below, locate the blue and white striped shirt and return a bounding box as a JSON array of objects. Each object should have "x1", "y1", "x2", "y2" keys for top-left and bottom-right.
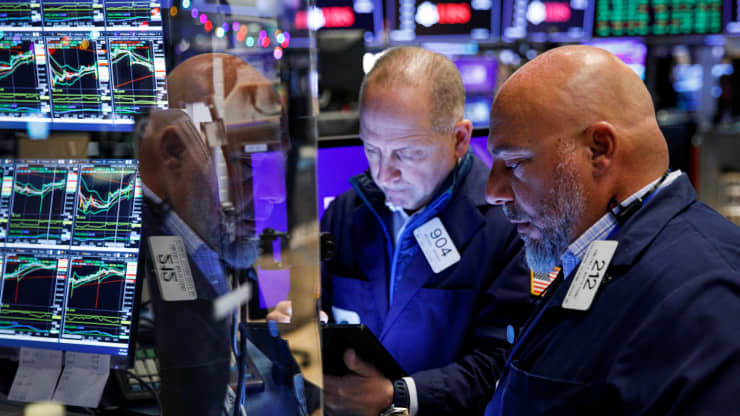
[{"x1": 561, "y1": 171, "x2": 683, "y2": 278}]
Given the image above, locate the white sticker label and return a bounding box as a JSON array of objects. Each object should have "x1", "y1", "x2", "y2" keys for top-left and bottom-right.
[
  {"x1": 332, "y1": 306, "x2": 361, "y2": 324},
  {"x1": 562, "y1": 240, "x2": 618, "y2": 311},
  {"x1": 149, "y1": 236, "x2": 197, "y2": 301},
  {"x1": 413, "y1": 217, "x2": 461, "y2": 274}
]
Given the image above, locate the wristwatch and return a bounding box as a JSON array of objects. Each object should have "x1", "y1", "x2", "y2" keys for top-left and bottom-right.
[
  {"x1": 379, "y1": 407, "x2": 408, "y2": 416},
  {"x1": 379, "y1": 379, "x2": 410, "y2": 416}
]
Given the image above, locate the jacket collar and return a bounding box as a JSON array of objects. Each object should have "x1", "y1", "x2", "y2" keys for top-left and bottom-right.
[
  {"x1": 609, "y1": 174, "x2": 696, "y2": 267},
  {"x1": 542, "y1": 175, "x2": 697, "y2": 311},
  {"x1": 350, "y1": 151, "x2": 478, "y2": 220}
]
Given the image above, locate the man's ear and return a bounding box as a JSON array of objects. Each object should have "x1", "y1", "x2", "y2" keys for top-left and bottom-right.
[
  {"x1": 453, "y1": 119, "x2": 473, "y2": 159},
  {"x1": 160, "y1": 126, "x2": 187, "y2": 171},
  {"x1": 588, "y1": 121, "x2": 617, "y2": 177}
]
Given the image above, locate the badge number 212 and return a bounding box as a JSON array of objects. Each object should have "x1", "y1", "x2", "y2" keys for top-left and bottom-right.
[{"x1": 583, "y1": 259, "x2": 606, "y2": 290}]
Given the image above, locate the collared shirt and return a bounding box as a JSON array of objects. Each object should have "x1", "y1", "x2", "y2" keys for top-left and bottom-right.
[
  {"x1": 385, "y1": 200, "x2": 422, "y2": 245},
  {"x1": 142, "y1": 184, "x2": 230, "y2": 295},
  {"x1": 561, "y1": 170, "x2": 683, "y2": 278}
]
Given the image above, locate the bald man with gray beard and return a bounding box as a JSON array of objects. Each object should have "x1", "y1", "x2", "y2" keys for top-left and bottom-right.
[{"x1": 484, "y1": 45, "x2": 740, "y2": 416}]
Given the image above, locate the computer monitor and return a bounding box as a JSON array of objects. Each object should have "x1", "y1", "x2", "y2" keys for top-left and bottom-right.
[
  {"x1": 0, "y1": 158, "x2": 144, "y2": 368},
  {"x1": 0, "y1": 0, "x2": 169, "y2": 132},
  {"x1": 291, "y1": 0, "x2": 384, "y2": 46},
  {"x1": 317, "y1": 29, "x2": 366, "y2": 110},
  {"x1": 725, "y1": 0, "x2": 740, "y2": 33},
  {"x1": 316, "y1": 135, "x2": 492, "y2": 218},
  {"x1": 501, "y1": 0, "x2": 594, "y2": 42},
  {"x1": 389, "y1": 0, "x2": 501, "y2": 42},
  {"x1": 250, "y1": 151, "x2": 290, "y2": 311},
  {"x1": 454, "y1": 56, "x2": 496, "y2": 129},
  {"x1": 455, "y1": 56, "x2": 497, "y2": 94},
  {"x1": 583, "y1": 38, "x2": 647, "y2": 79},
  {"x1": 317, "y1": 141, "x2": 368, "y2": 219},
  {"x1": 594, "y1": 0, "x2": 722, "y2": 36}
]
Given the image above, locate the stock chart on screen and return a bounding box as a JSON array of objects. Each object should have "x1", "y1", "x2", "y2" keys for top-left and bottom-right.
[
  {"x1": 0, "y1": 159, "x2": 142, "y2": 364},
  {"x1": 0, "y1": 0, "x2": 168, "y2": 131}
]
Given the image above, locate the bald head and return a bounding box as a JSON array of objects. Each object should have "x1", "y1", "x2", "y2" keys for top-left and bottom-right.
[
  {"x1": 361, "y1": 46, "x2": 465, "y2": 133},
  {"x1": 493, "y1": 45, "x2": 669, "y2": 188},
  {"x1": 486, "y1": 46, "x2": 672, "y2": 269}
]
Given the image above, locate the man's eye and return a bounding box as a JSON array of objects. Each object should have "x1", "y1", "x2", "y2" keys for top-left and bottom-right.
[
  {"x1": 397, "y1": 150, "x2": 424, "y2": 160},
  {"x1": 506, "y1": 160, "x2": 522, "y2": 170}
]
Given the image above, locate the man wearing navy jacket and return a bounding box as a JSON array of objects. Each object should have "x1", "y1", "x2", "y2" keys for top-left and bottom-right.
[
  {"x1": 484, "y1": 45, "x2": 740, "y2": 415},
  {"x1": 319, "y1": 46, "x2": 532, "y2": 416}
]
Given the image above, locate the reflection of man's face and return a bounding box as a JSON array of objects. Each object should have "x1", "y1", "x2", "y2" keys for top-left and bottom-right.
[
  {"x1": 163, "y1": 54, "x2": 288, "y2": 270},
  {"x1": 486, "y1": 118, "x2": 587, "y2": 274},
  {"x1": 360, "y1": 85, "x2": 457, "y2": 211}
]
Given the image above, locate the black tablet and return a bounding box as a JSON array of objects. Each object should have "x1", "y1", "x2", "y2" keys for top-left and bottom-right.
[{"x1": 322, "y1": 323, "x2": 406, "y2": 380}]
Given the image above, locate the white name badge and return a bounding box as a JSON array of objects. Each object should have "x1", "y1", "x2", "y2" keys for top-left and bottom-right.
[
  {"x1": 149, "y1": 236, "x2": 197, "y2": 301},
  {"x1": 562, "y1": 240, "x2": 618, "y2": 311},
  {"x1": 413, "y1": 217, "x2": 461, "y2": 274}
]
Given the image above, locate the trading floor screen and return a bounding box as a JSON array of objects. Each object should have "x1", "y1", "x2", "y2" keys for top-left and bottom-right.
[
  {"x1": 0, "y1": 159, "x2": 143, "y2": 364},
  {"x1": 0, "y1": 0, "x2": 168, "y2": 131}
]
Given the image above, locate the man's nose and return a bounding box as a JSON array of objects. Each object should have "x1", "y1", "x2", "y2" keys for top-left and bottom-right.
[
  {"x1": 375, "y1": 157, "x2": 401, "y2": 187},
  {"x1": 486, "y1": 162, "x2": 514, "y2": 205}
]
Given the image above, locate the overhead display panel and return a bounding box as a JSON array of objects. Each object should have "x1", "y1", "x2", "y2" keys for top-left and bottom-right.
[
  {"x1": 292, "y1": 0, "x2": 384, "y2": 44},
  {"x1": 390, "y1": 0, "x2": 501, "y2": 42},
  {"x1": 502, "y1": 0, "x2": 594, "y2": 41},
  {"x1": 594, "y1": 0, "x2": 722, "y2": 36}
]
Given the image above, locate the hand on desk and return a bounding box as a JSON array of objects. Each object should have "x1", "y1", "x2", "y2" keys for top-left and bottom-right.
[
  {"x1": 266, "y1": 300, "x2": 328, "y2": 323},
  {"x1": 324, "y1": 349, "x2": 394, "y2": 416}
]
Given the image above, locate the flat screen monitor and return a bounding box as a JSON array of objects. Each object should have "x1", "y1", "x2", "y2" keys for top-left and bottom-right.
[
  {"x1": 454, "y1": 56, "x2": 497, "y2": 94},
  {"x1": 316, "y1": 135, "x2": 491, "y2": 218},
  {"x1": 454, "y1": 56, "x2": 496, "y2": 129},
  {"x1": 292, "y1": 0, "x2": 384, "y2": 45},
  {"x1": 501, "y1": 0, "x2": 594, "y2": 41},
  {"x1": 725, "y1": 0, "x2": 740, "y2": 33},
  {"x1": 0, "y1": 0, "x2": 169, "y2": 132},
  {"x1": 464, "y1": 96, "x2": 493, "y2": 128},
  {"x1": 583, "y1": 38, "x2": 646, "y2": 79},
  {"x1": 249, "y1": 151, "x2": 290, "y2": 310},
  {"x1": 594, "y1": 0, "x2": 722, "y2": 36},
  {"x1": 389, "y1": 0, "x2": 501, "y2": 42},
  {"x1": 0, "y1": 158, "x2": 144, "y2": 368}
]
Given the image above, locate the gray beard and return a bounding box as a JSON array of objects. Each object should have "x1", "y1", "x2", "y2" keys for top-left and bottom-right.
[{"x1": 507, "y1": 158, "x2": 586, "y2": 274}]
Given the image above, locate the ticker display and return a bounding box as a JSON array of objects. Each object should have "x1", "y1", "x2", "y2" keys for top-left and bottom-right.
[
  {"x1": 390, "y1": 0, "x2": 501, "y2": 42},
  {"x1": 502, "y1": 0, "x2": 594, "y2": 41},
  {"x1": 594, "y1": 0, "x2": 722, "y2": 36}
]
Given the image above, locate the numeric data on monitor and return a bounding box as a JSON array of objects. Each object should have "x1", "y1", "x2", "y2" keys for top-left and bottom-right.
[
  {"x1": 0, "y1": 159, "x2": 142, "y2": 356},
  {"x1": 0, "y1": 0, "x2": 167, "y2": 131}
]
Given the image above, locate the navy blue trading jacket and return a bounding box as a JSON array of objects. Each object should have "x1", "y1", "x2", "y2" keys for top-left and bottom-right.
[
  {"x1": 486, "y1": 174, "x2": 740, "y2": 415},
  {"x1": 321, "y1": 153, "x2": 534, "y2": 415}
]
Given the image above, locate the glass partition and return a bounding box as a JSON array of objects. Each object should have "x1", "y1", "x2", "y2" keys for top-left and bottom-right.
[{"x1": 0, "y1": 1, "x2": 322, "y2": 415}]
